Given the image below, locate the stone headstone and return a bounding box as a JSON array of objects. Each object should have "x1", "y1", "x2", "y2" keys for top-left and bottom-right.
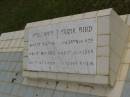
[
  {"x1": 23, "y1": 8, "x2": 130, "y2": 86},
  {"x1": 0, "y1": 9, "x2": 129, "y2": 97}
]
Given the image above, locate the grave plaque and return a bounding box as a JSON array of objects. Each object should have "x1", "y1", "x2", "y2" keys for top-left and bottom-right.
[
  {"x1": 28, "y1": 18, "x2": 97, "y2": 74},
  {"x1": 24, "y1": 8, "x2": 129, "y2": 86}
]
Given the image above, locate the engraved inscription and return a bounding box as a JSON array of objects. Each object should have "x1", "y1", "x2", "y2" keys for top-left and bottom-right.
[{"x1": 27, "y1": 18, "x2": 97, "y2": 74}]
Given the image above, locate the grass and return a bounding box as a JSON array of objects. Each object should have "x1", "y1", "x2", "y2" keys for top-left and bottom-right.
[{"x1": 0, "y1": 0, "x2": 130, "y2": 33}]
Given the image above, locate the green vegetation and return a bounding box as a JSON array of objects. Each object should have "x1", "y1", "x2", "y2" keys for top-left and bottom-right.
[{"x1": 0, "y1": 0, "x2": 130, "y2": 33}]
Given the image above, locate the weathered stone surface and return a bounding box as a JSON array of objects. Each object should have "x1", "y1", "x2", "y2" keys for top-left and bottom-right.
[{"x1": 24, "y1": 8, "x2": 129, "y2": 87}]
